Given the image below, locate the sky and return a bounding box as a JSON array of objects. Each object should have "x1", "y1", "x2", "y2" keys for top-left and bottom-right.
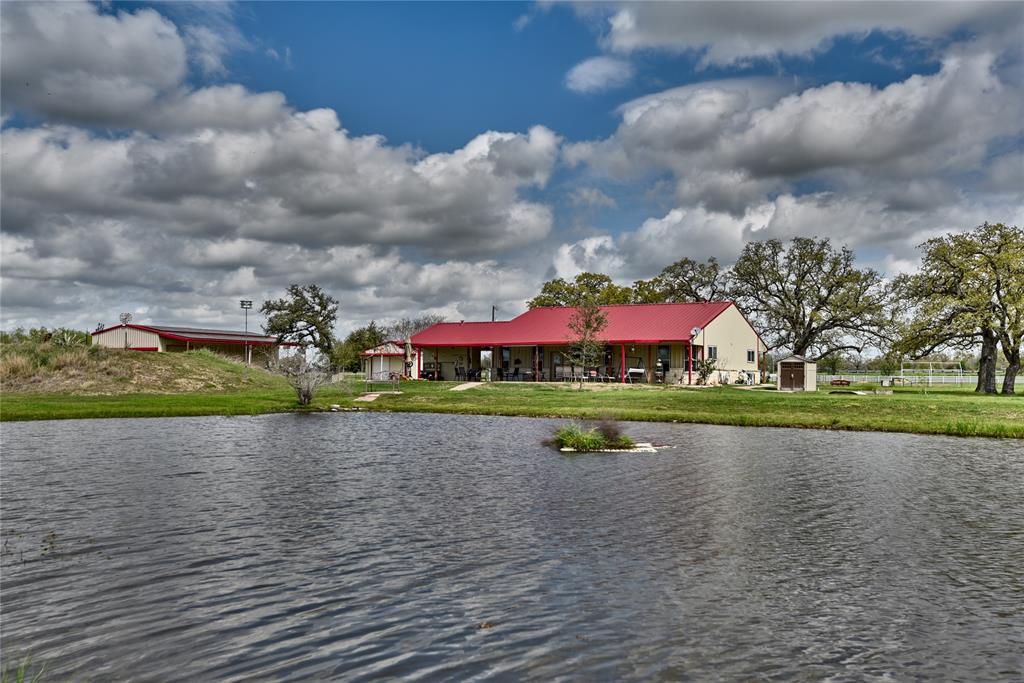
[{"x1": 2, "y1": 1, "x2": 1022, "y2": 336}]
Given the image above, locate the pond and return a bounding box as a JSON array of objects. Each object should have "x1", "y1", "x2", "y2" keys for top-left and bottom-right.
[{"x1": 2, "y1": 413, "x2": 1022, "y2": 680}]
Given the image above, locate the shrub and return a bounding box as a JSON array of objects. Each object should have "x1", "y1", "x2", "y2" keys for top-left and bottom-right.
[
  {"x1": 272, "y1": 354, "x2": 331, "y2": 405},
  {"x1": 51, "y1": 328, "x2": 90, "y2": 347},
  {"x1": 0, "y1": 354, "x2": 34, "y2": 380},
  {"x1": 51, "y1": 348, "x2": 90, "y2": 370},
  {"x1": 551, "y1": 422, "x2": 635, "y2": 451}
]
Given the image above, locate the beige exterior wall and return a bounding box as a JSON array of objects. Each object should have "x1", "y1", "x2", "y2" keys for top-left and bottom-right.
[
  {"x1": 362, "y1": 355, "x2": 407, "y2": 378},
  {"x1": 93, "y1": 328, "x2": 279, "y2": 361},
  {"x1": 422, "y1": 346, "x2": 482, "y2": 380},
  {"x1": 92, "y1": 327, "x2": 163, "y2": 350},
  {"x1": 695, "y1": 304, "x2": 764, "y2": 385}
]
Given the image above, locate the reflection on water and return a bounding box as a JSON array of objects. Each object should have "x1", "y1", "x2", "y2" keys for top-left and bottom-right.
[{"x1": 2, "y1": 413, "x2": 1022, "y2": 680}]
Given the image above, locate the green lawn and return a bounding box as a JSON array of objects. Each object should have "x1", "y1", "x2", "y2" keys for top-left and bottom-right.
[
  {"x1": 366, "y1": 382, "x2": 1023, "y2": 439},
  {"x1": 2, "y1": 380, "x2": 1020, "y2": 439}
]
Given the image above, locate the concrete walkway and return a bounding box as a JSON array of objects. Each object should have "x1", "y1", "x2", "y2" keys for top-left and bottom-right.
[
  {"x1": 450, "y1": 382, "x2": 484, "y2": 391},
  {"x1": 354, "y1": 391, "x2": 403, "y2": 402}
]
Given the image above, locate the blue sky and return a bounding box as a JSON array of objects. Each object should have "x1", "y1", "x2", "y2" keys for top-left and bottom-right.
[
  {"x1": 163, "y1": 2, "x2": 946, "y2": 151},
  {"x1": 2, "y1": 1, "x2": 1022, "y2": 334}
]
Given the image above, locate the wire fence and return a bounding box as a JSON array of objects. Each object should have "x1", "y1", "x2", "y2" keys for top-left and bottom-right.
[{"x1": 816, "y1": 373, "x2": 1003, "y2": 386}]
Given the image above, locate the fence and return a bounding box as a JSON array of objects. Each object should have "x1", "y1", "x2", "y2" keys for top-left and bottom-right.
[{"x1": 816, "y1": 373, "x2": 1004, "y2": 386}]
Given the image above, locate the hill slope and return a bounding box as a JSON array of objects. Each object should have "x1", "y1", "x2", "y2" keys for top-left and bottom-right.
[{"x1": 0, "y1": 344, "x2": 288, "y2": 395}]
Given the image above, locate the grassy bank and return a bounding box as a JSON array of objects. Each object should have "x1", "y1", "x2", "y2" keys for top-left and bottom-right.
[
  {"x1": 0, "y1": 343, "x2": 287, "y2": 394},
  {"x1": 3, "y1": 373, "x2": 1021, "y2": 438},
  {"x1": 363, "y1": 381, "x2": 1023, "y2": 439}
]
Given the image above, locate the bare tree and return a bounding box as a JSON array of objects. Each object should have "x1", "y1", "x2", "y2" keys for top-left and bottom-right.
[
  {"x1": 566, "y1": 297, "x2": 608, "y2": 390},
  {"x1": 274, "y1": 354, "x2": 332, "y2": 406},
  {"x1": 388, "y1": 314, "x2": 445, "y2": 342}
]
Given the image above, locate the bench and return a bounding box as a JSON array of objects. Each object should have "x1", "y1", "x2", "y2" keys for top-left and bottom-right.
[{"x1": 830, "y1": 379, "x2": 851, "y2": 386}]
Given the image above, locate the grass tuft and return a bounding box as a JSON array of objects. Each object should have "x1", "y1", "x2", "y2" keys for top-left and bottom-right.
[
  {"x1": 1, "y1": 656, "x2": 45, "y2": 683},
  {"x1": 551, "y1": 422, "x2": 636, "y2": 451}
]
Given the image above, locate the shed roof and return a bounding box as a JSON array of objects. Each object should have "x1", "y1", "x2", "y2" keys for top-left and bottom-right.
[
  {"x1": 92, "y1": 323, "x2": 293, "y2": 346},
  {"x1": 411, "y1": 302, "x2": 742, "y2": 347},
  {"x1": 360, "y1": 341, "x2": 410, "y2": 357},
  {"x1": 778, "y1": 355, "x2": 816, "y2": 364}
]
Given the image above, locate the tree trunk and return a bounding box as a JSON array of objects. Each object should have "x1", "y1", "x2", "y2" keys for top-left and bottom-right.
[
  {"x1": 976, "y1": 328, "x2": 998, "y2": 394},
  {"x1": 1001, "y1": 346, "x2": 1020, "y2": 395}
]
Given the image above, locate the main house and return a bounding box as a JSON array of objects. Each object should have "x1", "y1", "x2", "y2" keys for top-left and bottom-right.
[
  {"x1": 410, "y1": 301, "x2": 766, "y2": 384},
  {"x1": 91, "y1": 323, "x2": 291, "y2": 362}
]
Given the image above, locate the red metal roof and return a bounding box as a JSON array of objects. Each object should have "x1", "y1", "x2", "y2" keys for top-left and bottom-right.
[
  {"x1": 411, "y1": 302, "x2": 739, "y2": 347},
  {"x1": 92, "y1": 323, "x2": 295, "y2": 346}
]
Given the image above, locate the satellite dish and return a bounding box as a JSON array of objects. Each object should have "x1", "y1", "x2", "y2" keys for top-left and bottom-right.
[
  {"x1": 691, "y1": 326, "x2": 702, "y2": 338},
  {"x1": 119, "y1": 312, "x2": 133, "y2": 326}
]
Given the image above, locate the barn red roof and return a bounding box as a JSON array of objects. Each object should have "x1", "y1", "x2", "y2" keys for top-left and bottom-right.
[{"x1": 411, "y1": 302, "x2": 740, "y2": 347}]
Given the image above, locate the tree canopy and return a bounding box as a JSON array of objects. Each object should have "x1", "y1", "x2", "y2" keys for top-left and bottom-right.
[
  {"x1": 261, "y1": 284, "x2": 339, "y2": 357},
  {"x1": 527, "y1": 272, "x2": 633, "y2": 308},
  {"x1": 388, "y1": 314, "x2": 446, "y2": 341},
  {"x1": 729, "y1": 237, "x2": 894, "y2": 358},
  {"x1": 330, "y1": 320, "x2": 388, "y2": 372},
  {"x1": 897, "y1": 223, "x2": 1023, "y2": 394},
  {"x1": 656, "y1": 257, "x2": 728, "y2": 302}
]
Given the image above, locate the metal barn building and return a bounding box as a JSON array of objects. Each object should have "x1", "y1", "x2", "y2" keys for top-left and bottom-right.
[
  {"x1": 91, "y1": 323, "x2": 289, "y2": 362},
  {"x1": 410, "y1": 301, "x2": 766, "y2": 384}
]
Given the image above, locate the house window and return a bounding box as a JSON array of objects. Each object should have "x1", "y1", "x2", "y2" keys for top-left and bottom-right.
[
  {"x1": 501, "y1": 348, "x2": 510, "y2": 370},
  {"x1": 747, "y1": 349, "x2": 755, "y2": 363},
  {"x1": 708, "y1": 346, "x2": 718, "y2": 360}
]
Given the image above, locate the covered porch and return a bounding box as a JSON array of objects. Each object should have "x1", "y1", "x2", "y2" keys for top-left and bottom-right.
[{"x1": 417, "y1": 342, "x2": 708, "y2": 384}]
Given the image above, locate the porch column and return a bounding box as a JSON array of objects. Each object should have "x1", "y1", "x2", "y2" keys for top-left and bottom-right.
[
  {"x1": 494, "y1": 345, "x2": 501, "y2": 380},
  {"x1": 435, "y1": 347, "x2": 439, "y2": 380},
  {"x1": 688, "y1": 342, "x2": 693, "y2": 385},
  {"x1": 534, "y1": 345, "x2": 539, "y2": 382},
  {"x1": 647, "y1": 346, "x2": 653, "y2": 383},
  {"x1": 620, "y1": 344, "x2": 625, "y2": 383},
  {"x1": 418, "y1": 349, "x2": 422, "y2": 377}
]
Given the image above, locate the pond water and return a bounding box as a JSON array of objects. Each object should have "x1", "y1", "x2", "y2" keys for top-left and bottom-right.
[{"x1": 2, "y1": 413, "x2": 1022, "y2": 681}]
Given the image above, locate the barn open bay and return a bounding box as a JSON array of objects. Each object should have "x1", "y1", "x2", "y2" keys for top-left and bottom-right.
[{"x1": 2, "y1": 413, "x2": 1022, "y2": 680}]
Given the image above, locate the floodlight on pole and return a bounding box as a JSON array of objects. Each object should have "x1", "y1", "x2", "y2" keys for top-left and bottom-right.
[{"x1": 240, "y1": 300, "x2": 253, "y2": 365}]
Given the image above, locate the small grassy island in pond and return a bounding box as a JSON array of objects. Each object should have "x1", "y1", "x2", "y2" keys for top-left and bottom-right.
[{"x1": 552, "y1": 421, "x2": 636, "y2": 452}]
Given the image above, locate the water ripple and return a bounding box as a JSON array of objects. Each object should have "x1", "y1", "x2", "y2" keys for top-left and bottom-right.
[{"x1": 2, "y1": 413, "x2": 1022, "y2": 681}]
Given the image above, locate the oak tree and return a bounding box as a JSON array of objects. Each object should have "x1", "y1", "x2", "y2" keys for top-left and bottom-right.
[
  {"x1": 729, "y1": 238, "x2": 893, "y2": 358},
  {"x1": 261, "y1": 284, "x2": 339, "y2": 357}
]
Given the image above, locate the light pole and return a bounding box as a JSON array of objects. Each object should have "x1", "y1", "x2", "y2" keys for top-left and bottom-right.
[{"x1": 240, "y1": 300, "x2": 253, "y2": 365}]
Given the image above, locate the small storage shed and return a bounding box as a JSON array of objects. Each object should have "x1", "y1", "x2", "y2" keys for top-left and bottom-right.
[{"x1": 777, "y1": 355, "x2": 817, "y2": 391}]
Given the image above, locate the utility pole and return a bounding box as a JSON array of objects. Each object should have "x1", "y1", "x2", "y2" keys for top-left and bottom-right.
[
  {"x1": 240, "y1": 300, "x2": 253, "y2": 365},
  {"x1": 492, "y1": 305, "x2": 497, "y2": 322}
]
